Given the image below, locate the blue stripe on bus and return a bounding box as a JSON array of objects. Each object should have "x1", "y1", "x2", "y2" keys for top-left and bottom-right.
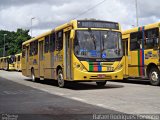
[{"x1": 98, "y1": 62, "x2": 102, "y2": 71}]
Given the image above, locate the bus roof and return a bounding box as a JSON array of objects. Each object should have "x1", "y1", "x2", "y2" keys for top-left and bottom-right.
[
  {"x1": 22, "y1": 30, "x2": 52, "y2": 45},
  {"x1": 123, "y1": 22, "x2": 160, "y2": 35},
  {"x1": 23, "y1": 19, "x2": 120, "y2": 45},
  {"x1": 22, "y1": 20, "x2": 76, "y2": 45},
  {"x1": 15, "y1": 53, "x2": 22, "y2": 56}
]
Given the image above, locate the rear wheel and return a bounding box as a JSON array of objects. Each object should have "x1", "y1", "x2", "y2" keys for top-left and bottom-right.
[
  {"x1": 31, "y1": 69, "x2": 39, "y2": 82},
  {"x1": 57, "y1": 69, "x2": 65, "y2": 88},
  {"x1": 149, "y1": 67, "x2": 160, "y2": 86},
  {"x1": 96, "y1": 81, "x2": 107, "y2": 87}
]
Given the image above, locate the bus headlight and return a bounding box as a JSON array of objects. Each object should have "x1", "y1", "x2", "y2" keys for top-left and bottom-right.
[
  {"x1": 74, "y1": 62, "x2": 81, "y2": 68},
  {"x1": 74, "y1": 62, "x2": 86, "y2": 71},
  {"x1": 76, "y1": 64, "x2": 80, "y2": 68}
]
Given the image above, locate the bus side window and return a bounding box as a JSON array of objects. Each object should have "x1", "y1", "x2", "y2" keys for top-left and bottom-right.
[
  {"x1": 56, "y1": 30, "x2": 63, "y2": 51},
  {"x1": 50, "y1": 33, "x2": 55, "y2": 52},
  {"x1": 34, "y1": 40, "x2": 38, "y2": 55},
  {"x1": 29, "y1": 42, "x2": 33, "y2": 56},
  {"x1": 130, "y1": 32, "x2": 142, "y2": 51},
  {"x1": 45, "y1": 35, "x2": 50, "y2": 53},
  {"x1": 30, "y1": 40, "x2": 38, "y2": 56},
  {"x1": 144, "y1": 28, "x2": 159, "y2": 49}
]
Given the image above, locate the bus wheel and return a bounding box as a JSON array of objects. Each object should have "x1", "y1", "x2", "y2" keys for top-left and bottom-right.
[
  {"x1": 57, "y1": 69, "x2": 65, "y2": 88},
  {"x1": 31, "y1": 69, "x2": 39, "y2": 82},
  {"x1": 96, "y1": 81, "x2": 107, "y2": 87},
  {"x1": 149, "y1": 68, "x2": 160, "y2": 86}
]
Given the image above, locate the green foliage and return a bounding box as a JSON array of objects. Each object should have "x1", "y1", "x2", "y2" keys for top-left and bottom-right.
[{"x1": 0, "y1": 29, "x2": 31, "y2": 57}]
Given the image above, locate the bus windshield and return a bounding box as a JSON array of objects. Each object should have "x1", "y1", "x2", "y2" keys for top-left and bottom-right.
[{"x1": 74, "y1": 30, "x2": 123, "y2": 60}]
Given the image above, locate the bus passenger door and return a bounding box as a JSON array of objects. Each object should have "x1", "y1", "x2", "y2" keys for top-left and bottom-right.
[
  {"x1": 39, "y1": 41, "x2": 44, "y2": 77},
  {"x1": 122, "y1": 39, "x2": 128, "y2": 76},
  {"x1": 64, "y1": 30, "x2": 71, "y2": 80}
]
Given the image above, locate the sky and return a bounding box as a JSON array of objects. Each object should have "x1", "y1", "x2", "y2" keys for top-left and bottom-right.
[{"x1": 0, "y1": 0, "x2": 160, "y2": 37}]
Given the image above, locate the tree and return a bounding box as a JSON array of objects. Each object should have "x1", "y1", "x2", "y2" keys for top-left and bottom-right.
[{"x1": 0, "y1": 29, "x2": 31, "y2": 57}]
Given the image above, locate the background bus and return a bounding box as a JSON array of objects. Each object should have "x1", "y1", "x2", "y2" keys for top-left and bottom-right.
[
  {"x1": 122, "y1": 22, "x2": 160, "y2": 86},
  {"x1": 0, "y1": 55, "x2": 16, "y2": 71},
  {"x1": 15, "y1": 53, "x2": 22, "y2": 71},
  {"x1": 22, "y1": 19, "x2": 124, "y2": 88},
  {"x1": 6, "y1": 55, "x2": 16, "y2": 71}
]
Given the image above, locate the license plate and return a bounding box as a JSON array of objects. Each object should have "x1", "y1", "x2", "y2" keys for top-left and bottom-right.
[{"x1": 97, "y1": 74, "x2": 106, "y2": 78}]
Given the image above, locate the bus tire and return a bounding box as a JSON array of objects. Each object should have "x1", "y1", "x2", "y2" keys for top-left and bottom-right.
[
  {"x1": 96, "y1": 81, "x2": 107, "y2": 87},
  {"x1": 31, "y1": 69, "x2": 39, "y2": 82},
  {"x1": 57, "y1": 69, "x2": 65, "y2": 88},
  {"x1": 149, "y1": 67, "x2": 160, "y2": 86}
]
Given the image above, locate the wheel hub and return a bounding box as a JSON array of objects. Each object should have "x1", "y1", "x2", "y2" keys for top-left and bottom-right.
[
  {"x1": 32, "y1": 73, "x2": 35, "y2": 81},
  {"x1": 151, "y1": 71, "x2": 158, "y2": 82},
  {"x1": 58, "y1": 74, "x2": 64, "y2": 86}
]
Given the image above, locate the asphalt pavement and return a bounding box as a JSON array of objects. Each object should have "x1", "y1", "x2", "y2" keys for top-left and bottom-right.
[
  {"x1": 0, "y1": 70, "x2": 160, "y2": 120},
  {"x1": 0, "y1": 76, "x2": 125, "y2": 120}
]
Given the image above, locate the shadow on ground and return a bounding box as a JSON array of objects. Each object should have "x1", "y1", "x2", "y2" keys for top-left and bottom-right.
[
  {"x1": 112, "y1": 79, "x2": 151, "y2": 86},
  {"x1": 25, "y1": 79, "x2": 124, "y2": 90}
]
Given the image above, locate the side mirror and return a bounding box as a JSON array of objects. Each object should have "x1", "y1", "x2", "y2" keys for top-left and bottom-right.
[{"x1": 70, "y1": 30, "x2": 75, "y2": 40}]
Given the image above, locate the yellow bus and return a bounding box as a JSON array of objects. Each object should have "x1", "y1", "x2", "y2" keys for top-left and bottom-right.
[
  {"x1": 15, "y1": 53, "x2": 22, "y2": 71},
  {"x1": 22, "y1": 19, "x2": 124, "y2": 87},
  {"x1": 0, "y1": 54, "x2": 21, "y2": 71},
  {"x1": 0, "y1": 55, "x2": 16, "y2": 71},
  {"x1": 122, "y1": 22, "x2": 160, "y2": 86}
]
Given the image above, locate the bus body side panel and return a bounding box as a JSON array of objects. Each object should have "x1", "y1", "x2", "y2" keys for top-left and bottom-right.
[
  {"x1": 128, "y1": 50, "x2": 140, "y2": 77},
  {"x1": 44, "y1": 52, "x2": 52, "y2": 79},
  {"x1": 144, "y1": 49, "x2": 159, "y2": 64},
  {"x1": 50, "y1": 52, "x2": 56, "y2": 80},
  {"x1": 22, "y1": 57, "x2": 26, "y2": 76}
]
